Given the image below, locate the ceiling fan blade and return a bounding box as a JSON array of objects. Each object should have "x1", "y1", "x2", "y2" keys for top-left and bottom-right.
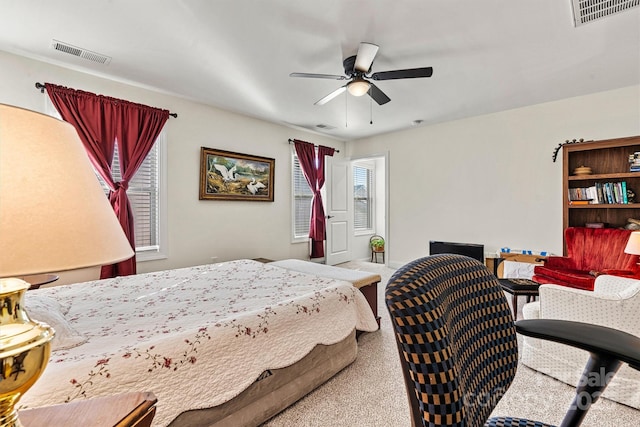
[
  {"x1": 367, "y1": 83, "x2": 391, "y2": 105},
  {"x1": 354, "y1": 42, "x2": 379, "y2": 73},
  {"x1": 371, "y1": 67, "x2": 433, "y2": 80},
  {"x1": 314, "y1": 85, "x2": 347, "y2": 106},
  {"x1": 290, "y1": 72, "x2": 347, "y2": 80}
]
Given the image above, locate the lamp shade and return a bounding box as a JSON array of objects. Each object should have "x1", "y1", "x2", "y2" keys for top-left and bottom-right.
[
  {"x1": 624, "y1": 231, "x2": 640, "y2": 255},
  {"x1": 0, "y1": 104, "x2": 134, "y2": 277}
]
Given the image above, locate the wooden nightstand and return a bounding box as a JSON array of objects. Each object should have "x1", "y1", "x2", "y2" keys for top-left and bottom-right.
[{"x1": 19, "y1": 392, "x2": 157, "y2": 427}]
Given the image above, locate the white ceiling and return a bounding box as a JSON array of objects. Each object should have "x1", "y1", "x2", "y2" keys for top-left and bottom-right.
[{"x1": 1, "y1": 0, "x2": 638, "y2": 141}]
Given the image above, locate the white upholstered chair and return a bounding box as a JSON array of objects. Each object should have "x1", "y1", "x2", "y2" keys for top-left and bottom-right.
[{"x1": 521, "y1": 274, "x2": 640, "y2": 409}]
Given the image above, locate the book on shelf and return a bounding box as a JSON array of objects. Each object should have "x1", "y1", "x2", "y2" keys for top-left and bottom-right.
[
  {"x1": 570, "y1": 181, "x2": 630, "y2": 204},
  {"x1": 569, "y1": 200, "x2": 591, "y2": 205},
  {"x1": 629, "y1": 152, "x2": 640, "y2": 171}
]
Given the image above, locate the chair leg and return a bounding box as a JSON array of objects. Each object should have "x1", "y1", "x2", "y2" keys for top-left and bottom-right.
[
  {"x1": 512, "y1": 295, "x2": 518, "y2": 320},
  {"x1": 559, "y1": 353, "x2": 622, "y2": 427}
]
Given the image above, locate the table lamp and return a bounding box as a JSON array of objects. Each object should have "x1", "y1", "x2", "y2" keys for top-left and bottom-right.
[
  {"x1": 624, "y1": 231, "x2": 640, "y2": 256},
  {"x1": 0, "y1": 104, "x2": 134, "y2": 426}
]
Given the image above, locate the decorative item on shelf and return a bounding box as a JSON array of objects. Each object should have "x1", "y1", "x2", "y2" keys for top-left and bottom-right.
[
  {"x1": 628, "y1": 188, "x2": 636, "y2": 203},
  {"x1": 573, "y1": 165, "x2": 592, "y2": 176},
  {"x1": 626, "y1": 218, "x2": 640, "y2": 231},
  {"x1": 552, "y1": 138, "x2": 585, "y2": 162},
  {"x1": 0, "y1": 104, "x2": 134, "y2": 427}
]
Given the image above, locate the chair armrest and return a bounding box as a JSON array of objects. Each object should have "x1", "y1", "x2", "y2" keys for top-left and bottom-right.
[
  {"x1": 540, "y1": 283, "x2": 622, "y2": 303},
  {"x1": 515, "y1": 319, "x2": 640, "y2": 371},
  {"x1": 594, "y1": 274, "x2": 640, "y2": 296},
  {"x1": 600, "y1": 269, "x2": 636, "y2": 277},
  {"x1": 537, "y1": 283, "x2": 640, "y2": 336}
]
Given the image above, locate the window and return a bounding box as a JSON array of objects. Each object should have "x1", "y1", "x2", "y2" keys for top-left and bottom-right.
[
  {"x1": 96, "y1": 134, "x2": 167, "y2": 260},
  {"x1": 353, "y1": 165, "x2": 373, "y2": 231},
  {"x1": 292, "y1": 152, "x2": 313, "y2": 240},
  {"x1": 45, "y1": 98, "x2": 166, "y2": 260}
]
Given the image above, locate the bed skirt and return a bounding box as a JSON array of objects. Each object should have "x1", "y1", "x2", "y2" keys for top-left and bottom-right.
[{"x1": 168, "y1": 329, "x2": 357, "y2": 427}]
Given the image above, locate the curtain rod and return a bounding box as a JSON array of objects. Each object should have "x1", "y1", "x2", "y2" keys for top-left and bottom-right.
[
  {"x1": 288, "y1": 138, "x2": 339, "y2": 153},
  {"x1": 35, "y1": 82, "x2": 178, "y2": 118}
]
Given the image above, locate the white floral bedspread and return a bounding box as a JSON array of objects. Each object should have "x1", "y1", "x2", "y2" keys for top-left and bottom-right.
[{"x1": 19, "y1": 259, "x2": 378, "y2": 426}]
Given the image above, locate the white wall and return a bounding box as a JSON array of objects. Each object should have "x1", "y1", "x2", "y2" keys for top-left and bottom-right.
[
  {"x1": 0, "y1": 51, "x2": 345, "y2": 276},
  {"x1": 347, "y1": 85, "x2": 640, "y2": 268},
  {"x1": 3, "y1": 50, "x2": 638, "y2": 274}
]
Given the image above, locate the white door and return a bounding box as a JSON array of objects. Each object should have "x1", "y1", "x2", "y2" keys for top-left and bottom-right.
[{"x1": 324, "y1": 157, "x2": 353, "y2": 265}]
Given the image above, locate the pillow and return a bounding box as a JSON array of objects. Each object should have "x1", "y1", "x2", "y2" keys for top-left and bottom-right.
[{"x1": 23, "y1": 294, "x2": 88, "y2": 351}]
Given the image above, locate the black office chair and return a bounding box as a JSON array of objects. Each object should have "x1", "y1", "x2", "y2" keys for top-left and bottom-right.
[{"x1": 385, "y1": 254, "x2": 640, "y2": 427}]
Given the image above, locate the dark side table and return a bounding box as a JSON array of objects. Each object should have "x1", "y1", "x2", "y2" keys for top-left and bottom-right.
[{"x1": 498, "y1": 278, "x2": 541, "y2": 320}]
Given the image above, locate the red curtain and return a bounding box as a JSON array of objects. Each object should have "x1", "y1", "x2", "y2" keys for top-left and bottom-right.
[
  {"x1": 46, "y1": 83, "x2": 169, "y2": 278},
  {"x1": 293, "y1": 139, "x2": 335, "y2": 258},
  {"x1": 44, "y1": 84, "x2": 119, "y2": 188}
]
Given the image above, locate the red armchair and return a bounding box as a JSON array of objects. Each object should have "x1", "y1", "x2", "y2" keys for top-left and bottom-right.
[{"x1": 532, "y1": 227, "x2": 640, "y2": 290}]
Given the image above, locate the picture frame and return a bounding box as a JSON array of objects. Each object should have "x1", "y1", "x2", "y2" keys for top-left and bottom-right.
[{"x1": 199, "y1": 147, "x2": 275, "y2": 201}]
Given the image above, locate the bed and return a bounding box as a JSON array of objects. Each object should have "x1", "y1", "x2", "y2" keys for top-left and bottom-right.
[{"x1": 19, "y1": 259, "x2": 379, "y2": 426}]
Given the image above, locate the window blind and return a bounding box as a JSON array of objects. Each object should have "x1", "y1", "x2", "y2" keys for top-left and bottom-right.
[
  {"x1": 293, "y1": 154, "x2": 313, "y2": 238},
  {"x1": 353, "y1": 165, "x2": 373, "y2": 230},
  {"x1": 97, "y1": 142, "x2": 159, "y2": 252}
]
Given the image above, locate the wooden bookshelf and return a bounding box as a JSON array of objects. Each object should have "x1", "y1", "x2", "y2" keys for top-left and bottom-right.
[{"x1": 563, "y1": 136, "x2": 640, "y2": 234}]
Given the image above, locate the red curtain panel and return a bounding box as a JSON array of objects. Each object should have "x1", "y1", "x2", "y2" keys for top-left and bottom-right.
[
  {"x1": 293, "y1": 140, "x2": 335, "y2": 258},
  {"x1": 46, "y1": 83, "x2": 169, "y2": 278}
]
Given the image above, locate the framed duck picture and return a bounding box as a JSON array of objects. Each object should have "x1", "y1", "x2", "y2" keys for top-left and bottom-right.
[{"x1": 199, "y1": 147, "x2": 275, "y2": 201}]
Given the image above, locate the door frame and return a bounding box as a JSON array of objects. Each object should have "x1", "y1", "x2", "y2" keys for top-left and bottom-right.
[{"x1": 345, "y1": 151, "x2": 389, "y2": 266}]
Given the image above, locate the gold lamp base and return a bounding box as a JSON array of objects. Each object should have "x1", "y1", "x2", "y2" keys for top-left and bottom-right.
[{"x1": 0, "y1": 278, "x2": 55, "y2": 427}]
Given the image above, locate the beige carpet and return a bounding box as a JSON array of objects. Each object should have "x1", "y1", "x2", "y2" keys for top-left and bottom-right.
[{"x1": 263, "y1": 260, "x2": 640, "y2": 427}]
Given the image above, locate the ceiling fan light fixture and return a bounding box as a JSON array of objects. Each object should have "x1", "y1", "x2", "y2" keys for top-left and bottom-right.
[{"x1": 347, "y1": 79, "x2": 371, "y2": 97}]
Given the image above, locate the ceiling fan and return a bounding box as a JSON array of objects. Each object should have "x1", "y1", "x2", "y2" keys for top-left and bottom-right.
[{"x1": 290, "y1": 42, "x2": 433, "y2": 106}]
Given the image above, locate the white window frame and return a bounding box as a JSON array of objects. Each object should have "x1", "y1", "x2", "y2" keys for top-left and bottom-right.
[
  {"x1": 291, "y1": 148, "x2": 313, "y2": 243},
  {"x1": 136, "y1": 132, "x2": 167, "y2": 261},
  {"x1": 353, "y1": 161, "x2": 375, "y2": 235}
]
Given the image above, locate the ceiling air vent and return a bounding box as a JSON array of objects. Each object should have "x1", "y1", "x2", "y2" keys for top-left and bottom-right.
[
  {"x1": 51, "y1": 40, "x2": 111, "y2": 65},
  {"x1": 315, "y1": 124, "x2": 336, "y2": 130},
  {"x1": 571, "y1": 0, "x2": 640, "y2": 26}
]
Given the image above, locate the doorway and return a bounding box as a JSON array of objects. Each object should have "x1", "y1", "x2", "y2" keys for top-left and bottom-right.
[{"x1": 325, "y1": 152, "x2": 388, "y2": 265}]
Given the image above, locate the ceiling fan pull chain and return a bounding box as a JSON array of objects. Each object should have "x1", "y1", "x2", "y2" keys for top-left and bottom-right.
[
  {"x1": 345, "y1": 93, "x2": 348, "y2": 128},
  {"x1": 370, "y1": 96, "x2": 373, "y2": 125}
]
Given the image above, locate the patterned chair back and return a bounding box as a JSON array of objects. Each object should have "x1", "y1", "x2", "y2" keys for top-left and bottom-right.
[{"x1": 386, "y1": 254, "x2": 519, "y2": 427}]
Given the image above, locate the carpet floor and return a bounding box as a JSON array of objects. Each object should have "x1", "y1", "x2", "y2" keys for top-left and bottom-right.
[{"x1": 263, "y1": 260, "x2": 640, "y2": 427}]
